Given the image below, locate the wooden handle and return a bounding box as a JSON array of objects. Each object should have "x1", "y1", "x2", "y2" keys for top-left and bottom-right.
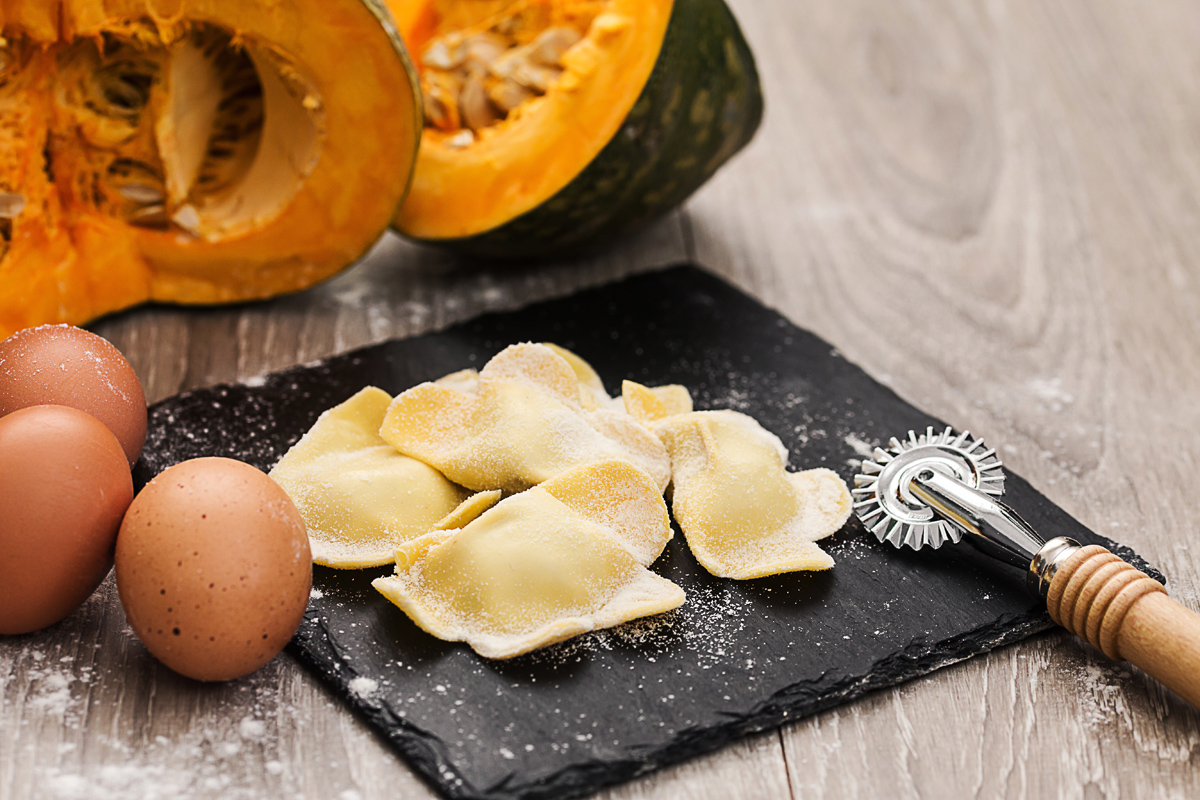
[{"x1": 1046, "y1": 545, "x2": 1200, "y2": 708}]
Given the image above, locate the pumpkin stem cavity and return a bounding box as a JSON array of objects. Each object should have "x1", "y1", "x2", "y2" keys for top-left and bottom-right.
[{"x1": 35, "y1": 21, "x2": 326, "y2": 243}]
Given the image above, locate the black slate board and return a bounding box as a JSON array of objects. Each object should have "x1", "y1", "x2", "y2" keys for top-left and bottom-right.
[{"x1": 134, "y1": 265, "x2": 1157, "y2": 800}]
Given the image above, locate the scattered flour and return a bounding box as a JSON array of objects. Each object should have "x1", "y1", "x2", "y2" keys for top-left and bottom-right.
[
  {"x1": 29, "y1": 672, "x2": 74, "y2": 716},
  {"x1": 45, "y1": 764, "x2": 188, "y2": 800},
  {"x1": 4, "y1": 607, "x2": 330, "y2": 800},
  {"x1": 237, "y1": 716, "x2": 266, "y2": 742},
  {"x1": 1027, "y1": 377, "x2": 1076, "y2": 413},
  {"x1": 348, "y1": 676, "x2": 379, "y2": 699},
  {"x1": 1077, "y1": 659, "x2": 1130, "y2": 730},
  {"x1": 843, "y1": 433, "x2": 877, "y2": 459}
]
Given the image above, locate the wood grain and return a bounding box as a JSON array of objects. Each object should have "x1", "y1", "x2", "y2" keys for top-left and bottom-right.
[{"x1": 4, "y1": 0, "x2": 1200, "y2": 797}]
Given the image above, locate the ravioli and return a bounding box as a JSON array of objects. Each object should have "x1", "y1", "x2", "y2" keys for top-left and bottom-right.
[
  {"x1": 372, "y1": 460, "x2": 683, "y2": 659},
  {"x1": 539, "y1": 458, "x2": 672, "y2": 566},
  {"x1": 622, "y1": 380, "x2": 694, "y2": 424},
  {"x1": 542, "y1": 342, "x2": 616, "y2": 410},
  {"x1": 269, "y1": 387, "x2": 470, "y2": 569},
  {"x1": 433, "y1": 490, "x2": 502, "y2": 531},
  {"x1": 380, "y1": 343, "x2": 671, "y2": 493},
  {"x1": 653, "y1": 410, "x2": 852, "y2": 579},
  {"x1": 429, "y1": 344, "x2": 632, "y2": 411},
  {"x1": 434, "y1": 368, "x2": 481, "y2": 394}
]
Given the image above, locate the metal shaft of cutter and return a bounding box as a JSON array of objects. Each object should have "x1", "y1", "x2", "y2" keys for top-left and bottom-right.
[{"x1": 908, "y1": 467, "x2": 1081, "y2": 597}]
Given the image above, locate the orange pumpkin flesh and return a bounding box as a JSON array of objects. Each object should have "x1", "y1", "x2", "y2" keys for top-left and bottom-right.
[
  {"x1": 0, "y1": 0, "x2": 420, "y2": 338},
  {"x1": 387, "y1": 0, "x2": 672, "y2": 241}
]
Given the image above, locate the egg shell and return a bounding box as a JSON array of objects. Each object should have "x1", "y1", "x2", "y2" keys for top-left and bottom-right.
[
  {"x1": 0, "y1": 405, "x2": 134, "y2": 635},
  {"x1": 115, "y1": 457, "x2": 312, "y2": 682},
  {"x1": 0, "y1": 325, "x2": 147, "y2": 466}
]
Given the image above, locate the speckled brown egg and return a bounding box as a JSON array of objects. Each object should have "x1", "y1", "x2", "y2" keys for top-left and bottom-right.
[
  {"x1": 0, "y1": 325, "x2": 147, "y2": 466},
  {"x1": 115, "y1": 457, "x2": 312, "y2": 681},
  {"x1": 0, "y1": 405, "x2": 134, "y2": 634}
]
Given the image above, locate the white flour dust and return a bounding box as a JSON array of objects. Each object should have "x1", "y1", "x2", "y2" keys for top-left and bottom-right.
[{"x1": 1, "y1": 579, "x2": 370, "y2": 800}]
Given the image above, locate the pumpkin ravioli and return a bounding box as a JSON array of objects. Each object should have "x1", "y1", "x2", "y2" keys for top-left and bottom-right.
[
  {"x1": 652, "y1": 409, "x2": 852, "y2": 580},
  {"x1": 380, "y1": 343, "x2": 671, "y2": 493},
  {"x1": 372, "y1": 460, "x2": 683, "y2": 659},
  {"x1": 269, "y1": 387, "x2": 469, "y2": 569}
]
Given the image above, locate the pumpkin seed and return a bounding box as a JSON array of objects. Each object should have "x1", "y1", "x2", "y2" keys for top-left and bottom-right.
[
  {"x1": 488, "y1": 79, "x2": 535, "y2": 113},
  {"x1": 171, "y1": 204, "x2": 202, "y2": 235},
  {"x1": 459, "y1": 69, "x2": 501, "y2": 131},
  {"x1": 423, "y1": 72, "x2": 462, "y2": 131},
  {"x1": 423, "y1": 87, "x2": 457, "y2": 131},
  {"x1": 528, "y1": 27, "x2": 582, "y2": 66},
  {"x1": 462, "y1": 33, "x2": 510, "y2": 68},
  {"x1": 487, "y1": 49, "x2": 523, "y2": 81},
  {"x1": 423, "y1": 39, "x2": 465, "y2": 71},
  {"x1": 445, "y1": 130, "x2": 475, "y2": 149},
  {"x1": 0, "y1": 192, "x2": 25, "y2": 218},
  {"x1": 509, "y1": 61, "x2": 562, "y2": 94},
  {"x1": 492, "y1": 5, "x2": 553, "y2": 40},
  {"x1": 127, "y1": 204, "x2": 170, "y2": 229},
  {"x1": 117, "y1": 182, "x2": 165, "y2": 205},
  {"x1": 105, "y1": 160, "x2": 168, "y2": 221}
]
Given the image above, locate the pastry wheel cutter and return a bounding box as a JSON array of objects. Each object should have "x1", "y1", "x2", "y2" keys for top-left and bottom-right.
[{"x1": 853, "y1": 427, "x2": 1200, "y2": 707}]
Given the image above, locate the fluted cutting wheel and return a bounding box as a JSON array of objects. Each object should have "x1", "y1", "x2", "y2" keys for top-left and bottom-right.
[{"x1": 852, "y1": 427, "x2": 1005, "y2": 550}]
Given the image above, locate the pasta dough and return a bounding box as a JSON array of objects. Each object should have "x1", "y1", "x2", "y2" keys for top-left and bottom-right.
[
  {"x1": 652, "y1": 409, "x2": 851, "y2": 580},
  {"x1": 542, "y1": 343, "x2": 615, "y2": 410},
  {"x1": 433, "y1": 490, "x2": 501, "y2": 531},
  {"x1": 434, "y1": 368, "x2": 481, "y2": 394},
  {"x1": 622, "y1": 379, "x2": 694, "y2": 424},
  {"x1": 380, "y1": 343, "x2": 671, "y2": 493},
  {"x1": 428, "y1": 343, "x2": 613, "y2": 409},
  {"x1": 539, "y1": 459, "x2": 672, "y2": 567},
  {"x1": 269, "y1": 387, "x2": 470, "y2": 569},
  {"x1": 372, "y1": 460, "x2": 683, "y2": 659}
]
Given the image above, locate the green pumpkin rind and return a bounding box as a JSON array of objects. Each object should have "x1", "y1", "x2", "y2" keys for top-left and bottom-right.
[{"x1": 405, "y1": 0, "x2": 764, "y2": 259}]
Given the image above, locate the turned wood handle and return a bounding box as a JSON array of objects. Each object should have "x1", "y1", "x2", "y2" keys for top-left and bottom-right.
[{"x1": 1045, "y1": 545, "x2": 1200, "y2": 708}]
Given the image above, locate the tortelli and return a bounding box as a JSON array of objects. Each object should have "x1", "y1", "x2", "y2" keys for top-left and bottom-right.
[
  {"x1": 642, "y1": 399, "x2": 851, "y2": 580},
  {"x1": 372, "y1": 460, "x2": 683, "y2": 659},
  {"x1": 269, "y1": 387, "x2": 468, "y2": 569},
  {"x1": 379, "y1": 343, "x2": 671, "y2": 493}
]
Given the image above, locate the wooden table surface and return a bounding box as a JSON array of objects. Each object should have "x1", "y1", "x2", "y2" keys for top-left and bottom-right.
[{"x1": 4, "y1": 0, "x2": 1200, "y2": 797}]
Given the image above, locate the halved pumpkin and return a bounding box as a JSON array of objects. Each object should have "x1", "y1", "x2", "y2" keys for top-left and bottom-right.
[
  {"x1": 0, "y1": 0, "x2": 420, "y2": 338},
  {"x1": 387, "y1": 0, "x2": 764, "y2": 257}
]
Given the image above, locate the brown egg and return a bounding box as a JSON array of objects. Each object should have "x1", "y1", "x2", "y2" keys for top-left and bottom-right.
[
  {"x1": 0, "y1": 325, "x2": 147, "y2": 466},
  {"x1": 0, "y1": 405, "x2": 134, "y2": 635},
  {"x1": 115, "y1": 457, "x2": 312, "y2": 682}
]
